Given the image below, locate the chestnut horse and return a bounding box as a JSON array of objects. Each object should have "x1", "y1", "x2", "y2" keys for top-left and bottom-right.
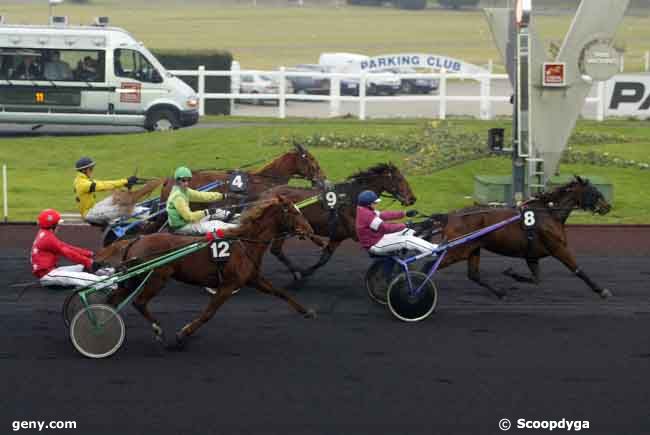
[
  {"x1": 158, "y1": 143, "x2": 326, "y2": 206},
  {"x1": 99, "y1": 195, "x2": 316, "y2": 350},
  {"x1": 260, "y1": 163, "x2": 417, "y2": 278},
  {"x1": 422, "y1": 177, "x2": 612, "y2": 299}
]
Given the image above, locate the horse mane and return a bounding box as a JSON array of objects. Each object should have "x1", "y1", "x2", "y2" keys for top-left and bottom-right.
[
  {"x1": 529, "y1": 179, "x2": 582, "y2": 204},
  {"x1": 225, "y1": 197, "x2": 280, "y2": 237},
  {"x1": 347, "y1": 163, "x2": 396, "y2": 180}
]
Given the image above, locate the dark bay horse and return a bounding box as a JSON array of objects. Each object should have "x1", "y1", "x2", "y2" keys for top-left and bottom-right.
[
  {"x1": 158, "y1": 143, "x2": 326, "y2": 205},
  {"x1": 98, "y1": 195, "x2": 316, "y2": 350},
  {"x1": 424, "y1": 177, "x2": 612, "y2": 299},
  {"x1": 259, "y1": 163, "x2": 417, "y2": 278}
]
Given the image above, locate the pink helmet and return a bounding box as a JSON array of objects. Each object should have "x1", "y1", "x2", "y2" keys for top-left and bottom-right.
[{"x1": 37, "y1": 209, "x2": 62, "y2": 229}]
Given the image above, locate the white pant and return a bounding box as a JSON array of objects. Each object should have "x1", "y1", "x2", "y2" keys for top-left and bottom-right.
[
  {"x1": 174, "y1": 214, "x2": 238, "y2": 235},
  {"x1": 85, "y1": 196, "x2": 149, "y2": 225},
  {"x1": 369, "y1": 229, "x2": 438, "y2": 256},
  {"x1": 40, "y1": 264, "x2": 108, "y2": 289}
]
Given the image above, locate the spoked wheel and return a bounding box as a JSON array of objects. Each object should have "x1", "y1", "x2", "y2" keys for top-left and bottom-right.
[
  {"x1": 387, "y1": 272, "x2": 438, "y2": 322},
  {"x1": 70, "y1": 304, "x2": 125, "y2": 359},
  {"x1": 365, "y1": 258, "x2": 401, "y2": 305},
  {"x1": 63, "y1": 288, "x2": 109, "y2": 328}
]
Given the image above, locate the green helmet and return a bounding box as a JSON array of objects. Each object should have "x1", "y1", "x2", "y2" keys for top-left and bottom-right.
[{"x1": 174, "y1": 166, "x2": 192, "y2": 180}]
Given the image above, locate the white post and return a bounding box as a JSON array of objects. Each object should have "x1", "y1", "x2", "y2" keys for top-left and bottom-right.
[
  {"x1": 330, "y1": 75, "x2": 340, "y2": 117},
  {"x1": 439, "y1": 68, "x2": 447, "y2": 120},
  {"x1": 596, "y1": 81, "x2": 606, "y2": 122},
  {"x1": 278, "y1": 67, "x2": 286, "y2": 119},
  {"x1": 619, "y1": 53, "x2": 624, "y2": 73},
  {"x1": 359, "y1": 72, "x2": 367, "y2": 121},
  {"x1": 479, "y1": 60, "x2": 493, "y2": 120},
  {"x1": 645, "y1": 51, "x2": 649, "y2": 72},
  {"x1": 198, "y1": 65, "x2": 206, "y2": 117},
  {"x1": 2, "y1": 164, "x2": 7, "y2": 223}
]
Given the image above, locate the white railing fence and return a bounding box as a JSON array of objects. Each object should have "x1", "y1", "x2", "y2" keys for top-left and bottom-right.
[{"x1": 169, "y1": 67, "x2": 607, "y2": 121}]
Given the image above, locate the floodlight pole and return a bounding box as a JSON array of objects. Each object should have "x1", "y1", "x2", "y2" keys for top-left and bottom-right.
[{"x1": 512, "y1": 0, "x2": 532, "y2": 205}]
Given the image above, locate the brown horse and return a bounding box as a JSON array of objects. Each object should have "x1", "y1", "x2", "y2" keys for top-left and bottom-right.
[
  {"x1": 98, "y1": 195, "x2": 316, "y2": 350},
  {"x1": 423, "y1": 176, "x2": 612, "y2": 299},
  {"x1": 158, "y1": 143, "x2": 326, "y2": 206},
  {"x1": 259, "y1": 163, "x2": 417, "y2": 278}
]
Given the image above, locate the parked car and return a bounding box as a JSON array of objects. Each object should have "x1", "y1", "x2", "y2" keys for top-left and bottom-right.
[
  {"x1": 286, "y1": 64, "x2": 330, "y2": 95},
  {"x1": 388, "y1": 67, "x2": 439, "y2": 94},
  {"x1": 318, "y1": 53, "x2": 401, "y2": 96},
  {"x1": 238, "y1": 73, "x2": 293, "y2": 105}
]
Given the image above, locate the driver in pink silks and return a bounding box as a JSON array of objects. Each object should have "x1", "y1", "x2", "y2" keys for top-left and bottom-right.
[{"x1": 355, "y1": 190, "x2": 438, "y2": 256}]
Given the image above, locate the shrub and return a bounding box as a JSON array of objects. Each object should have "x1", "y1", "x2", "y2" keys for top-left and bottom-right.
[
  {"x1": 153, "y1": 50, "x2": 233, "y2": 115},
  {"x1": 438, "y1": 0, "x2": 480, "y2": 9}
]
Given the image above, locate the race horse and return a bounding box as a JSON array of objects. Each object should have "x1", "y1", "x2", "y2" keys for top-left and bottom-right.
[
  {"x1": 158, "y1": 143, "x2": 327, "y2": 206},
  {"x1": 423, "y1": 176, "x2": 612, "y2": 299},
  {"x1": 260, "y1": 163, "x2": 417, "y2": 278},
  {"x1": 98, "y1": 195, "x2": 316, "y2": 350}
]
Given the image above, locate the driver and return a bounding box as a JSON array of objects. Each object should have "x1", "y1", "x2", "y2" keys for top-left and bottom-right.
[
  {"x1": 167, "y1": 166, "x2": 241, "y2": 235},
  {"x1": 355, "y1": 190, "x2": 438, "y2": 256},
  {"x1": 73, "y1": 156, "x2": 144, "y2": 225},
  {"x1": 31, "y1": 209, "x2": 113, "y2": 288}
]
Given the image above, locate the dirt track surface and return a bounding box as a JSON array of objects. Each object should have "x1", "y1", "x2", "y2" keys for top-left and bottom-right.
[{"x1": 1, "y1": 225, "x2": 649, "y2": 434}]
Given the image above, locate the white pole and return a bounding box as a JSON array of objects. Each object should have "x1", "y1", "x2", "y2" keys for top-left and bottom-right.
[
  {"x1": 619, "y1": 53, "x2": 624, "y2": 73},
  {"x1": 439, "y1": 68, "x2": 447, "y2": 120},
  {"x1": 2, "y1": 164, "x2": 7, "y2": 223},
  {"x1": 596, "y1": 81, "x2": 605, "y2": 122},
  {"x1": 330, "y1": 75, "x2": 340, "y2": 118},
  {"x1": 359, "y1": 72, "x2": 367, "y2": 121},
  {"x1": 278, "y1": 67, "x2": 286, "y2": 119},
  {"x1": 198, "y1": 65, "x2": 206, "y2": 117}
]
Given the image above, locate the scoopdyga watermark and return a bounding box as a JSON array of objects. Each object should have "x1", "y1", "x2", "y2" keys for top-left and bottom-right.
[{"x1": 499, "y1": 418, "x2": 590, "y2": 431}]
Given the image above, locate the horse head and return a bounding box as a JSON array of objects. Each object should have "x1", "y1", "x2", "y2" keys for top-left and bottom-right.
[
  {"x1": 348, "y1": 163, "x2": 416, "y2": 206},
  {"x1": 276, "y1": 194, "x2": 315, "y2": 239},
  {"x1": 291, "y1": 142, "x2": 327, "y2": 184},
  {"x1": 572, "y1": 176, "x2": 611, "y2": 215}
]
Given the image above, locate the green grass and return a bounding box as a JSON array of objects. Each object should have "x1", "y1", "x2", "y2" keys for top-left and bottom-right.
[
  {"x1": 3, "y1": 118, "x2": 649, "y2": 224},
  {"x1": 3, "y1": 1, "x2": 649, "y2": 70}
]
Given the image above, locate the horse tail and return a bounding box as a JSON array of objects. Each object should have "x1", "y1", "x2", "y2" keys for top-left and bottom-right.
[{"x1": 129, "y1": 178, "x2": 165, "y2": 203}]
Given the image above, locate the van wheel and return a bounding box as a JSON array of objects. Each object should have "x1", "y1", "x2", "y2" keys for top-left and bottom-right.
[{"x1": 146, "y1": 109, "x2": 179, "y2": 132}]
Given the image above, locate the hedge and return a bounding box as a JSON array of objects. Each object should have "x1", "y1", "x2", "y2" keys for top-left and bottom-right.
[{"x1": 153, "y1": 50, "x2": 233, "y2": 115}]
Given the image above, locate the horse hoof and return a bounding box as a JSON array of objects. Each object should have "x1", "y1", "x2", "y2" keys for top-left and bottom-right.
[
  {"x1": 600, "y1": 289, "x2": 612, "y2": 299},
  {"x1": 304, "y1": 308, "x2": 317, "y2": 319},
  {"x1": 167, "y1": 332, "x2": 187, "y2": 351}
]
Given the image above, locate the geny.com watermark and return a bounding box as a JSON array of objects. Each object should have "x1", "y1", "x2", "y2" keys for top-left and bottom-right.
[
  {"x1": 499, "y1": 418, "x2": 590, "y2": 431},
  {"x1": 12, "y1": 421, "x2": 77, "y2": 432}
]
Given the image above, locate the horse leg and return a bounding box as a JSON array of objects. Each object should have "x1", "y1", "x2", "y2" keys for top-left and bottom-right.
[
  {"x1": 551, "y1": 245, "x2": 611, "y2": 298},
  {"x1": 270, "y1": 239, "x2": 304, "y2": 280},
  {"x1": 503, "y1": 259, "x2": 541, "y2": 284},
  {"x1": 467, "y1": 249, "x2": 506, "y2": 299},
  {"x1": 301, "y1": 240, "x2": 342, "y2": 277},
  {"x1": 252, "y1": 275, "x2": 316, "y2": 319},
  {"x1": 174, "y1": 284, "x2": 238, "y2": 350}
]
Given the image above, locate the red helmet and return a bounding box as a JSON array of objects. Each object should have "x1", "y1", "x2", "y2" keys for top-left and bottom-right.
[{"x1": 38, "y1": 209, "x2": 62, "y2": 229}]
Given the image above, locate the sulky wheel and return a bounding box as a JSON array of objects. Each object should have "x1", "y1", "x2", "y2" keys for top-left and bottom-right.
[
  {"x1": 387, "y1": 272, "x2": 438, "y2": 322},
  {"x1": 70, "y1": 304, "x2": 125, "y2": 359},
  {"x1": 365, "y1": 258, "x2": 401, "y2": 305},
  {"x1": 63, "y1": 288, "x2": 109, "y2": 329}
]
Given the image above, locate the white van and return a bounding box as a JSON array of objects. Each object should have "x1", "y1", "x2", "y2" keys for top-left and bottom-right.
[
  {"x1": 0, "y1": 21, "x2": 199, "y2": 131},
  {"x1": 318, "y1": 52, "x2": 401, "y2": 96}
]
